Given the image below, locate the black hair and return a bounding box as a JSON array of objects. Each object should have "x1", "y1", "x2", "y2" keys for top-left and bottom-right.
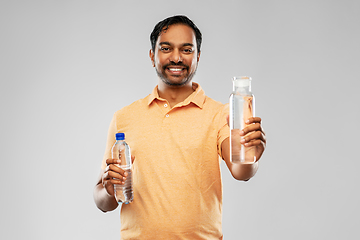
[{"x1": 150, "y1": 15, "x2": 202, "y2": 53}]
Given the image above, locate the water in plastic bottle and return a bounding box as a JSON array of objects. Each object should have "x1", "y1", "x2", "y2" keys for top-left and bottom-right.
[{"x1": 111, "y1": 133, "x2": 133, "y2": 204}]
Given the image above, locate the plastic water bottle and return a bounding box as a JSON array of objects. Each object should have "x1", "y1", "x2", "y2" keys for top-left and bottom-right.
[
  {"x1": 111, "y1": 133, "x2": 133, "y2": 204},
  {"x1": 229, "y1": 76, "x2": 256, "y2": 164}
]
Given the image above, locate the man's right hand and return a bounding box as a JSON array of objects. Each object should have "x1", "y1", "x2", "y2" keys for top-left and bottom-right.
[
  {"x1": 101, "y1": 158, "x2": 127, "y2": 196},
  {"x1": 94, "y1": 156, "x2": 135, "y2": 212},
  {"x1": 101, "y1": 156, "x2": 135, "y2": 196}
]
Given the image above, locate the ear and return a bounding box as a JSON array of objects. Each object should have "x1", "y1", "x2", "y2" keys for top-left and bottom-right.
[
  {"x1": 197, "y1": 51, "x2": 201, "y2": 62},
  {"x1": 149, "y1": 49, "x2": 155, "y2": 67}
]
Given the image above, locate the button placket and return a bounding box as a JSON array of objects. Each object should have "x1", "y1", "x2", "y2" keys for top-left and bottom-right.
[{"x1": 163, "y1": 102, "x2": 170, "y2": 118}]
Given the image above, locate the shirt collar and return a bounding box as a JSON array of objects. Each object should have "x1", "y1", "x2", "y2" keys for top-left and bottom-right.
[{"x1": 147, "y1": 82, "x2": 205, "y2": 109}]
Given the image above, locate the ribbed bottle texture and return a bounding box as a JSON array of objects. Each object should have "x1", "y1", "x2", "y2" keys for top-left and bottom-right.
[{"x1": 111, "y1": 133, "x2": 133, "y2": 204}]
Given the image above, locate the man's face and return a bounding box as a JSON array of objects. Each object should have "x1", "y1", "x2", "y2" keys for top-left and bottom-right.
[{"x1": 150, "y1": 24, "x2": 200, "y2": 87}]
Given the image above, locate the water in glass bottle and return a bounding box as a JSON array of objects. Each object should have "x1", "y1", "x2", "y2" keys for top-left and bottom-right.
[{"x1": 229, "y1": 76, "x2": 256, "y2": 164}]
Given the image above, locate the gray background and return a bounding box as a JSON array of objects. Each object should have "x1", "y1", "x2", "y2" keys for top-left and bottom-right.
[{"x1": 1, "y1": 0, "x2": 359, "y2": 239}]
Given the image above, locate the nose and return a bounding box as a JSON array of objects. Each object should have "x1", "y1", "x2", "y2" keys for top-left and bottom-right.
[{"x1": 169, "y1": 49, "x2": 182, "y2": 63}]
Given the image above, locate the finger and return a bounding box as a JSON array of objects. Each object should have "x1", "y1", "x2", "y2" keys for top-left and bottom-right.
[
  {"x1": 245, "y1": 117, "x2": 262, "y2": 124},
  {"x1": 241, "y1": 123, "x2": 264, "y2": 136},
  {"x1": 103, "y1": 170, "x2": 126, "y2": 184},
  {"x1": 108, "y1": 178, "x2": 125, "y2": 185},
  {"x1": 103, "y1": 178, "x2": 124, "y2": 187},
  {"x1": 104, "y1": 165, "x2": 121, "y2": 176},
  {"x1": 240, "y1": 131, "x2": 266, "y2": 145},
  {"x1": 106, "y1": 164, "x2": 128, "y2": 178},
  {"x1": 106, "y1": 158, "x2": 121, "y2": 165},
  {"x1": 102, "y1": 168, "x2": 126, "y2": 184},
  {"x1": 103, "y1": 174, "x2": 125, "y2": 187},
  {"x1": 244, "y1": 139, "x2": 266, "y2": 148},
  {"x1": 226, "y1": 115, "x2": 230, "y2": 126}
]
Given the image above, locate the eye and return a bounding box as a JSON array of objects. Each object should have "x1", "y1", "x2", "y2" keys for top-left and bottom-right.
[
  {"x1": 160, "y1": 47, "x2": 170, "y2": 52},
  {"x1": 183, "y1": 48, "x2": 193, "y2": 53}
]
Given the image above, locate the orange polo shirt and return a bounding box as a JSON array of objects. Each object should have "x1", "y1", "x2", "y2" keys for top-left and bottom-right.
[{"x1": 102, "y1": 82, "x2": 230, "y2": 239}]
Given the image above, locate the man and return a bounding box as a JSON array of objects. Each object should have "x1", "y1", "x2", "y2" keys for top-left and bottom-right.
[{"x1": 94, "y1": 15, "x2": 266, "y2": 239}]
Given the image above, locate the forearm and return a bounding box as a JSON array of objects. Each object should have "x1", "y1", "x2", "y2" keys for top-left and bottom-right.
[{"x1": 93, "y1": 183, "x2": 119, "y2": 212}]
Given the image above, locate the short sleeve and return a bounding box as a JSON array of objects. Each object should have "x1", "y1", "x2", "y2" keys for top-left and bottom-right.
[{"x1": 217, "y1": 103, "x2": 230, "y2": 159}]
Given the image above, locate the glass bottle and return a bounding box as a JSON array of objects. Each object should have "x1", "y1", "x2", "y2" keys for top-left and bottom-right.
[
  {"x1": 111, "y1": 132, "x2": 133, "y2": 204},
  {"x1": 229, "y1": 76, "x2": 256, "y2": 164}
]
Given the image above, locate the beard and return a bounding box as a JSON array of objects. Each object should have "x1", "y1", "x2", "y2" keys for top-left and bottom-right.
[{"x1": 155, "y1": 62, "x2": 197, "y2": 87}]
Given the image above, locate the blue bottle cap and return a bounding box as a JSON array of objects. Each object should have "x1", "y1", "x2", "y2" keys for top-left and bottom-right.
[{"x1": 115, "y1": 132, "x2": 125, "y2": 140}]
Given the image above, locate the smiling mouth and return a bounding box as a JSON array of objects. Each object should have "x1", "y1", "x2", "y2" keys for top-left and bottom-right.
[
  {"x1": 168, "y1": 67, "x2": 184, "y2": 72},
  {"x1": 165, "y1": 66, "x2": 188, "y2": 75}
]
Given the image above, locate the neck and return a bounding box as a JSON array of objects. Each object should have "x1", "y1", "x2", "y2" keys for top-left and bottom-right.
[{"x1": 157, "y1": 81, "x2": 195, "y2": 108}]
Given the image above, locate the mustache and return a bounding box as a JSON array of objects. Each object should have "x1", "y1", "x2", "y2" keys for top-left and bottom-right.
[{"x1": 163, "y1": 62, "x2": 189, "y2": 70}]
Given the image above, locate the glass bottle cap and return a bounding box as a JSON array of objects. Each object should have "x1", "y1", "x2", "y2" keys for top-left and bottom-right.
[{"x1": 233, "y1": 76, "x2": 252, "y2": 87}]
